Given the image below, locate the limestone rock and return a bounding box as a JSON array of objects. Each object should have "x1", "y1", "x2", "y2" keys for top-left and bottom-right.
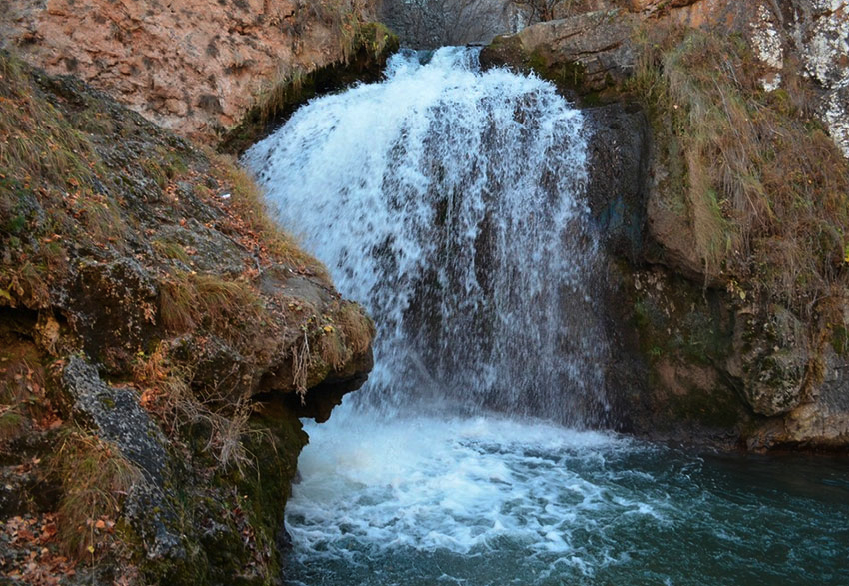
[
  {"x1": 727, "y1": 306, "x2": 810, "y2": 417},
  {"x1": 0, "y1": 0, "x2": 380, "y2": 143},
  {"x1": 481, "y1": 0, "x2": 848, "y2": 157},
  {"x1": 61, "y1": 357, "x2": 184, "y2": 562},
  {"x1": 481, "y1": 10, "x2": 639, "y2": 94}
]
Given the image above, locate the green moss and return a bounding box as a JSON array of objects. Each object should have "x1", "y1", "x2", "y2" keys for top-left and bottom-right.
[
  {"x1": 528, "y1": 47, "x2": 587, "y2": 91},
  {"x1": 831, "y1": 325, "x2": 849, "y2": 356},
  {"x1": 663, "y1": 381, "x2": 749, "y2": 429},
  {"x1": 98, "y1": 395, "x2": 116, "y2": 409}
]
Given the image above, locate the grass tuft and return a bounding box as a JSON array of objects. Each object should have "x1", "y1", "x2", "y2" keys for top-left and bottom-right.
[
  {"x1": 158, "y1": 270, "x2": 266, "y2": 347},
  {"x1": 52, "y1": 431, "x2": 141, "y2": 560},
  {"x1": 335, "y1": 301, "x2": 375, "y2": 355}
]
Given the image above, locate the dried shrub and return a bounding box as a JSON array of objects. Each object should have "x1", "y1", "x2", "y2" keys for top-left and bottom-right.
[
  {"x1": 134, "y1": 343, "x2": 261, "y2": 475},
  {"x1": 630, "y1": 27, "x2": 849, "y2": 317}
]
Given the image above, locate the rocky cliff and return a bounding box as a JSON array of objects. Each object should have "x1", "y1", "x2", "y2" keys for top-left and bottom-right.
[
  {"x1": 0, "y1": 0, "x2": 392, "y2": 145},
  {"x1": 0, "y1": 46, "x2": 376, "y2": 586},
  {"x1": 483, "y1": 0, "x2": 849, "y2": 449},
  {"x1": 0, "y1": 0, "x2": 399, "y2": 581}
]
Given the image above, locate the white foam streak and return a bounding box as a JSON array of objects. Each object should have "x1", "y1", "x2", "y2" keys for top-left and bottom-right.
[{"x1": 285, "y1": 411, "x2": 652, "y2": 563}]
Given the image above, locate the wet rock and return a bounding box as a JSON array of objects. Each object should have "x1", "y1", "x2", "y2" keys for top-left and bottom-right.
[
  {"x1": 584, "y1": 103, "x2": 650, "y2": 261},
  {"x1": 481, "y1": 10, "x2": 639, "y2": 95}
]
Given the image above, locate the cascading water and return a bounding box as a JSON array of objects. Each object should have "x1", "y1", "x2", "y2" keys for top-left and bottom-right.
[
  {"x1": 244, "y1": 48, "x2": 849, "y2": 586},
  {"x1": 245, "y1": 47, "x2": 608, "y2": 426}
]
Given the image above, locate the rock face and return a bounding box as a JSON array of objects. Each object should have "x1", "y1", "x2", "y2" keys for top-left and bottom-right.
[
  {"x1": 0, "y1": 0, "x2": 386, "y2": 143},
  {"x1": 485, "y1": 1, "x2": 849, "y2": 449},
  {"x1": 482, "y1": 1, "x2": 849, "y2": 158},
  {"x1": 0, "y1": 53, "x2": 374, "y2": 583},
  {"x1": 481, "y1": 9, "x2": 639, "y2": 95}
]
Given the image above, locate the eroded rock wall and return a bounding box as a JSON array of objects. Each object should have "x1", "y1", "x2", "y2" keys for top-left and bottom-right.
[
  {"x1": 484, "y1": 1, "x2": 849, "y2": 449},
  {"x1": 0, "y1": 53, "x2": 374, "y2": 583},
  {"x1": 0, "y1": 0, "x2": 383, "y2": 143}
]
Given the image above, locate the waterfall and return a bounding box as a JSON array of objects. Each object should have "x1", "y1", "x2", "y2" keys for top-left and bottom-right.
[
  {"x1": 240, "y1": 48, "x2": 849, "y2": 586},
  {"x1": 244, "y1": 47, "x2": 608, "y2": 427}
]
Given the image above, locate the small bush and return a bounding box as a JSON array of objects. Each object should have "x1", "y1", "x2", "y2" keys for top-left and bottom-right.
[{"x1": 134, "y1": 343, "x2": 261, "y2": 474}]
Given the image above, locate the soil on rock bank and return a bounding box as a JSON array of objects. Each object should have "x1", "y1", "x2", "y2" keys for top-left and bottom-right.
[{"x1": 0, "y1": 52, "x2": 374, "y2": 584}]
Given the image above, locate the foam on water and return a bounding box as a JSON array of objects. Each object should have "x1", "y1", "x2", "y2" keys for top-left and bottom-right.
[
  {"x1": 284, "y1": 409, "x2": 849, "y2": 586},
  {"x1": 286, "y1": 410, "x2": 659, "y2": 583},
  {"x1": 289, "y1": 412, "x2": 632, "y2": 556}
]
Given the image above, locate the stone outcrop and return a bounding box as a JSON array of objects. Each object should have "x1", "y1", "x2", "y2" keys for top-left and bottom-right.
[
  {"x1": 486, "y1": 1, "x2": 849, "y2": 449},
  {"x1": 482, "y1": 1, "x2": 849, "y2": 158},
  {"x1": 481, "y1": 9, "x2": 639, "y2": 95},
  {"x1": 0, "y1": 0, "x2": 388, "y2": 144},
  {"x1": 0, "y1": 53, "x2": 374, "y2": 583}
]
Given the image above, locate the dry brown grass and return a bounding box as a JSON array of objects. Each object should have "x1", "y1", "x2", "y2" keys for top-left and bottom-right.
[
  {"x1": 207, "y1": 153, "x2": 331, "y2": 282},
  {"x1": 0, "y1": 341, "x2": 52, "y2": 447},
  {"x1": 291, "y1": 329, "x2": 312, "y2": 402},
  {"x1": 319, "y1": 326, "x2": 348, "y2": 371},
  {"x1": 630, "y1": 27, "x2": 849, "y2": 317},
  {"x1": 52, "y1": 431, "x2": 142, "y2": 560},
  {"x1": 0, "y1": 53, "x2": 96, "y2": 189},
  {"x1": 158, "y1": 270, "x2": 266, "y2": 346},
  {"x1": 152, "y1": 237, "x2": 191, "y2": 263},
  {"x1": 0, "y1": 51, "x2": 127, "y2": 306}
]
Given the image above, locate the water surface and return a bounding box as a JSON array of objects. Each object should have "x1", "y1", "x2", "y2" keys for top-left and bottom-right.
[{"x1": 284, "y1": 410, "x2": 849, "y2": 586}]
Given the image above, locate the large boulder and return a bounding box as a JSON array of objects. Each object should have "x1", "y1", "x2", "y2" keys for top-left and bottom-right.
[{"x1": 481, "y1": 9, "x2": 640, "y2": 96}]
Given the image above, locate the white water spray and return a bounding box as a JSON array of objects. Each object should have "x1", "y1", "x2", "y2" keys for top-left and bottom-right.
[{"x1": 245, "y1": 47, "x2": 608, "y2": 425}]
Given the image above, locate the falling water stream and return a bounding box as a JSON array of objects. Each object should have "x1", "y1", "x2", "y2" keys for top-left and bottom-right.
[{"x1": 245, "y1": 48, "x2": 849, "y2": 586}]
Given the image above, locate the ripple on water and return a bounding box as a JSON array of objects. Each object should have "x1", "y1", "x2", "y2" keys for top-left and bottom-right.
[{"x1": 284, "y1": 409, "x2": 849, "y2": 586}]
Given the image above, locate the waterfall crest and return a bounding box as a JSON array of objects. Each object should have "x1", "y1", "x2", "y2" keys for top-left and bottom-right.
[{"x1": 244, "y1": 47, "x2": 608, "y2": 426}]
